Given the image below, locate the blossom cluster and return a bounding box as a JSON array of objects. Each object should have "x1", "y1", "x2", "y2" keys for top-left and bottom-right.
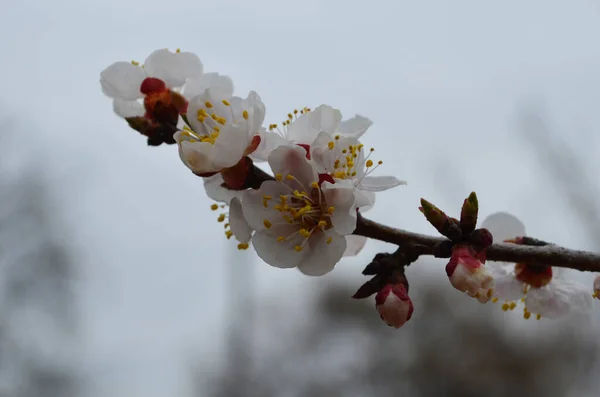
[{"x1": 100, "y1": 48, "x2": 598, "y2": 329}]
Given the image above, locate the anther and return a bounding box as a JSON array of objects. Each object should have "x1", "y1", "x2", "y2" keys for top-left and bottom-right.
[
  {"x1": 242, "y1": 110, "x2": 249, "y2": 120},
  {"x1": 210, "y1": 204, "x2": 219, "y2": 211},
  {"x1": 205, "y1": 101, "x2": 213, "y2": 108},
  {"x1": 237, "y1": 243, "x2": 249, "y2": 250},
  {"x1": 263, "y1": 220, "x2": 272, "y2": 229}
]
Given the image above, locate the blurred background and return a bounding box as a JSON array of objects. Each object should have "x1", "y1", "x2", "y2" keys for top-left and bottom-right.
[{"x1": 1, "y1": 0, "x2": 600, "y2": 396}]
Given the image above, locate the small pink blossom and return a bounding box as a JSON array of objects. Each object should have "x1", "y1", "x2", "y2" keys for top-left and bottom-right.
[
  {"x1": 375, "y1": 284, "x2": 414, "y2": 328},
  {"x1": 446, "y1": 245, "x2": 494, "y2": 303}
]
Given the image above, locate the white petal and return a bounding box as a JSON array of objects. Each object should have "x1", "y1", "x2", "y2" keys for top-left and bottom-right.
[
  {"x1": 183, "y1": 73, "x2": 234, "y2": 99},
  {"x1": 241, "y1": 181, "x2": 289, "y2": 231},
  {"x1": 112, "y1": 99, "x2": 145, "y2": 118},
  {"x1": 100, "y1": 61, "x2": 145, "y2": 100},
  {"x1": 481, "y1": 212, "x2": 526, "y2": 242},
  {"x1": 525, "y1": 286, "x2": 571, "y2": 319},
  {"x1": 244, "y1": 91, "x2": 266, "y2": 133},
  {"x1": 213, "y1": 125, "x2": 251, "y2": 169},
  {"x1": 343, "y1": 235, "x2": 367, "y2": 257},
  {"x1": 144, "y1": 49, "x2": 203, "y2": 88},
  {"x1": 339, "y1": 115, "x2": 372, "y2": 139},
  {"x1": 252, "y1": 230, "x2": 306, "y2": 269},
  {"x1": 493, "y1": 274, "x2": 525, "y2": 301},
  {"x1": 297, "y1": 230, "x2": 346, "y2": 276},
  {"x1": 322, "y1": 180, "x2": 357, "y2": 235},
  {"x1": 229, "y1": 198, "x2": 253, "y2": 243},
  {"x1": 286, "y1": 105, "x2": 342, "y2": 144},
  {"x1": 203, "y1": 174, "x2": 238, "y2": 203},
  {"x1": 268, "y1": 146, "x2": 318, "y2": 187},
  {"x1": 310, "y1": 131, "x2": 338, "y2": 173},
  {"x1": 359, "y1": 176, "x2": 407, "y2": 192},
  {"x1": 250, "y1": 130, "x2": 289, "y2": 162},
  {"x1": 355, "y1": 189, "x2": 376, "y2": 212},
  {"x1": 176, "y1": 137, "x2": 219, "y2": 174}
]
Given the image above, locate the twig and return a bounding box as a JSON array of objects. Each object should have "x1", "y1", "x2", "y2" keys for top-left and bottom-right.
[{"x1": 354, "y1": 215, "x2": 600, "y2": 273}]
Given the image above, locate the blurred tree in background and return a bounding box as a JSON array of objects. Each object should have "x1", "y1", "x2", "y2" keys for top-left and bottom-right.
[
  {"x1": 205, "y1": 279, "x2": 597, "y2": 397},
  {"x1": 0, "y1": 118, "x2": 81, "y2": 397}
]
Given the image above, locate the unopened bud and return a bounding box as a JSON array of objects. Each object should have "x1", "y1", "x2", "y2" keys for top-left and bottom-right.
[
  {"x1": 470, "y1": 228, "x2": 493, "y2": 251},
  {"x1": 375, "y1": 284, "x2": 414, "y2": 328},
  {"x1": 420, "y1": 199, "x2": 462, "y2": 240},
  {"x1": 446, "y1": 245, "x2": 494, "y2": 303}
]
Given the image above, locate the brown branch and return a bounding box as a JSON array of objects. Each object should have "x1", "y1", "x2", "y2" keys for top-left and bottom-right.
[{"x1": 354, "y1": 215, "x2": 600, "y2": 273}]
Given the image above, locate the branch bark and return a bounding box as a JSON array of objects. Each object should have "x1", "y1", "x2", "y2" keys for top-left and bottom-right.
[{"x1": 354, "y1": 215, "x2": 600, "y2": 273}]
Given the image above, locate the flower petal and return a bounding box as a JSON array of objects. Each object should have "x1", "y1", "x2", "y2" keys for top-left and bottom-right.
[
  {"x1": 183, "y1": 73, "x2": 234, "y2": 99},
  {"x1": 113, "y1": 99, "x2": 145, "y2": 118},
  {"x1": 268, "y1": 145, "x2": 318, "y2": 187},
  {"x1": 175, "y1": 134, "x2": 219, "y2": 174},
  {"x1": 286, "y1": 105, "x2": 342, "y2": 144},
  {"x1": 343, "y1": 235, "x2": 367, "y2": 257},
  {"x1": 213, "y1": 125, "x2": 251, "y2": 169},
  {"x1": 250, "y1": 130, "x2": 289, "y2": 162},
  {"x1": 229, "y1": 198, "x2": 253, "y2": 244},
  {"x1": 241, "y1": 181, "x2": 289, "y2": 231},
  {"x1": 203, "y1": 174, "x2": 238, "y2": 203},
  {"x1": 100, "y1": 61, "x2": 145, "y2": 100},
  {"x1": 493, "y1": 274, "x2": 525, "y2": 301},
  {"x1": 355, "y1": 189, "x2": 376, "y2": 212},
  {"x1": 252, "y1": 230, "x2": 306, "y2": 269},
  {"x1": 297, "y1": 230, "x2": 346, "y2": 276},
  {"x1": 339, "y1": 115, "x2": 372, "y2": 139},
  {"x1": 359, "y1": 176, "x2": 407, "y2": 192},
  {"x1": 481, "y1": 212, "x2": 526, "y2": 242},
  {"x1": 322, "y1": 180, "x2": 357, "y2": 235},
  {"x1": 144, "y1": 49, "x2": 203, "y2": 88}
]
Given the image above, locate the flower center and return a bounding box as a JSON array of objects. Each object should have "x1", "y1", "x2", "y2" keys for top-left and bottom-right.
[
  {"x1": 263, "y1": 173, "x2": 335, "y2": 252},
  {"x1": 514, "y1": 263, "x2": 553, "y2": 288},
  {"x1": 182, "y1": 100, "x2": 250, "y2": 145},
  {"x1": 326, "y1": 137, "x2": 382, "y2": 182}
]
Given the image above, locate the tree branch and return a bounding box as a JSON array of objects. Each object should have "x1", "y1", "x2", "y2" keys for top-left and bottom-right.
[{"x1": 354, "y1": 215, "x2": 600, "y2": 273}]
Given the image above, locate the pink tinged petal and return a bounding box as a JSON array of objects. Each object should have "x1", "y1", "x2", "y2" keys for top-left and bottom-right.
[
  {"x1": 268, "y1": 146, "x2": 318, "y2": 187},
  {"x1": 446, "y1": 246, "x2": 494, "y2": 303},
  {"x1": 376, "y1": 284, "x2": 413, "y2": 328},
  {"x1": 286, "y1": 105, "x2": 342, "y2": 144},
  {"x1": 249, "y1": 129, "x2": 289, "y2": 162},
  {"x1": 297, "y1": 230, "x2": 346, "y2": 276},
  {"x1": 252, "y1": 230, "x2": 306, "y2": 269},
  {"x1": 481, "y1": 212, "x2": 526, "y2": 242},
  {"x1": 339, "y1": 115, "x2": 373, "y2": 139},
  {"x1": 241, "y1": 181, "x2": 290, "y2": 231},
  {"x1": 322, "y1": 180, "x2": 357, "y2": 235},
  {"x1": 203, "y1": 174, "x2": 238, "y2": 203},
  {"x1": 112, "y1": 99, "x2": 145, "y2": 118},
  {"x1": 343, "y1": 235, "x2": 367, "y2": 257},
  {"x1": 100, "y1": 61, "x2": 146, "y2": 100},
  {"x1": 359, "y1": 176, "x2": 407, "y2": 192},
  {"x1": 144, "y1": 49, "x2": 203, "y2": 88},
  {"x1": 213, "y1": 125, "x2": 251, "y2": 169},
  {"x1": 229, "y1": 198, "x2": 253, "y2": 244}
]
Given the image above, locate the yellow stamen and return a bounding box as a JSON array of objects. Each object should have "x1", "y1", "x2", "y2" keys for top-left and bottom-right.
[
  {"x1": 242, "y1": 110, "x2": 249, "y2": 120},
  {"x1": 222, "y1": 99, "x2": 231, "y2": 106},
  {"x1": 131, "y1": 60, "x2": 140, "y2": 66},
  {"x1": 263, "y1": 220, "x2": 272, "y2": 229},
  {"x1": 237, "y1": 243, "x2": 249, "y2": 250},
  {"x1": 327, "y1": 206, "x2": 335, "y2": 215},
  {"x1": 205, "y1": 101, "x2": 213, "y2": 108},
  {"x1": 210, "y1": 204, "x2": 219, "y2": 211},
  {"x1": 328, "y1": 141, "x2": 335, "y2": 150},
  {"x1": 276, "y1": 236, "x2": 286, "y2": 242},
  {"x1": 225, "y1": 230, "x2": 233, "y2": 239},
  {"x1": 326, "y1": 237, "x2": 333, "y2": 244},
  {"x1": 366, "y1": 160, "x2": 374, "y2": 168},
  {"x1": 217, "y1": 214, "x2": 226, "y2": 222},
  {"x1": 294, "y1": 245, "x2": 303, "y2": 252},
  {"x1": 275, "y1": 174, "x2": 283, "y2": 181}
]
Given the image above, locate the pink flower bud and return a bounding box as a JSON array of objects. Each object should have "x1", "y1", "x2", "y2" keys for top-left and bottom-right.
[
  {"x1": 375, "y1": 284, "x2": 414, "y2": 328},
  {"x1": 594, "y1": 275, "x2": 600, "y2": 300},
  {"x1": 446, "y1": 245, "x2": 494, "y2": 303}
]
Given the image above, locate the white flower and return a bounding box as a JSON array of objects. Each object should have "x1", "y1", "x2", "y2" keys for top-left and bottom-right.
[
  {"x1": 241, "y1": 145, "x2": 357, "y2": 276},
  {"x1": 375, "y1": 283, "x2": 414, "y2": 328},
  {"x1": 310, "y1": 131, "x2": 405, "y2": 209},
  {"x1": 100, "y1": 48, "x2": 232, "y2": 119},
  {"x1": 446, "y1": 245, "x2": 495, "y2": 303},
  {"x1": 251, "y1": 104, "x2": 372, "y2": 162},
  {"x1": 482, "y1": 212, "x2": 593, "y2": 319},
  {"x1": 174, "y1": 90, "x2": 265, "y2": 175},
  {"x1": 204, "y1": 174, "x2": 253, "y2": 247}
]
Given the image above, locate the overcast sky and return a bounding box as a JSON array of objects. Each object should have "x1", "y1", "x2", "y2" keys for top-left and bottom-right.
[{"x1": 2, "y1": 0, "x2": 600, "y2": 396}]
